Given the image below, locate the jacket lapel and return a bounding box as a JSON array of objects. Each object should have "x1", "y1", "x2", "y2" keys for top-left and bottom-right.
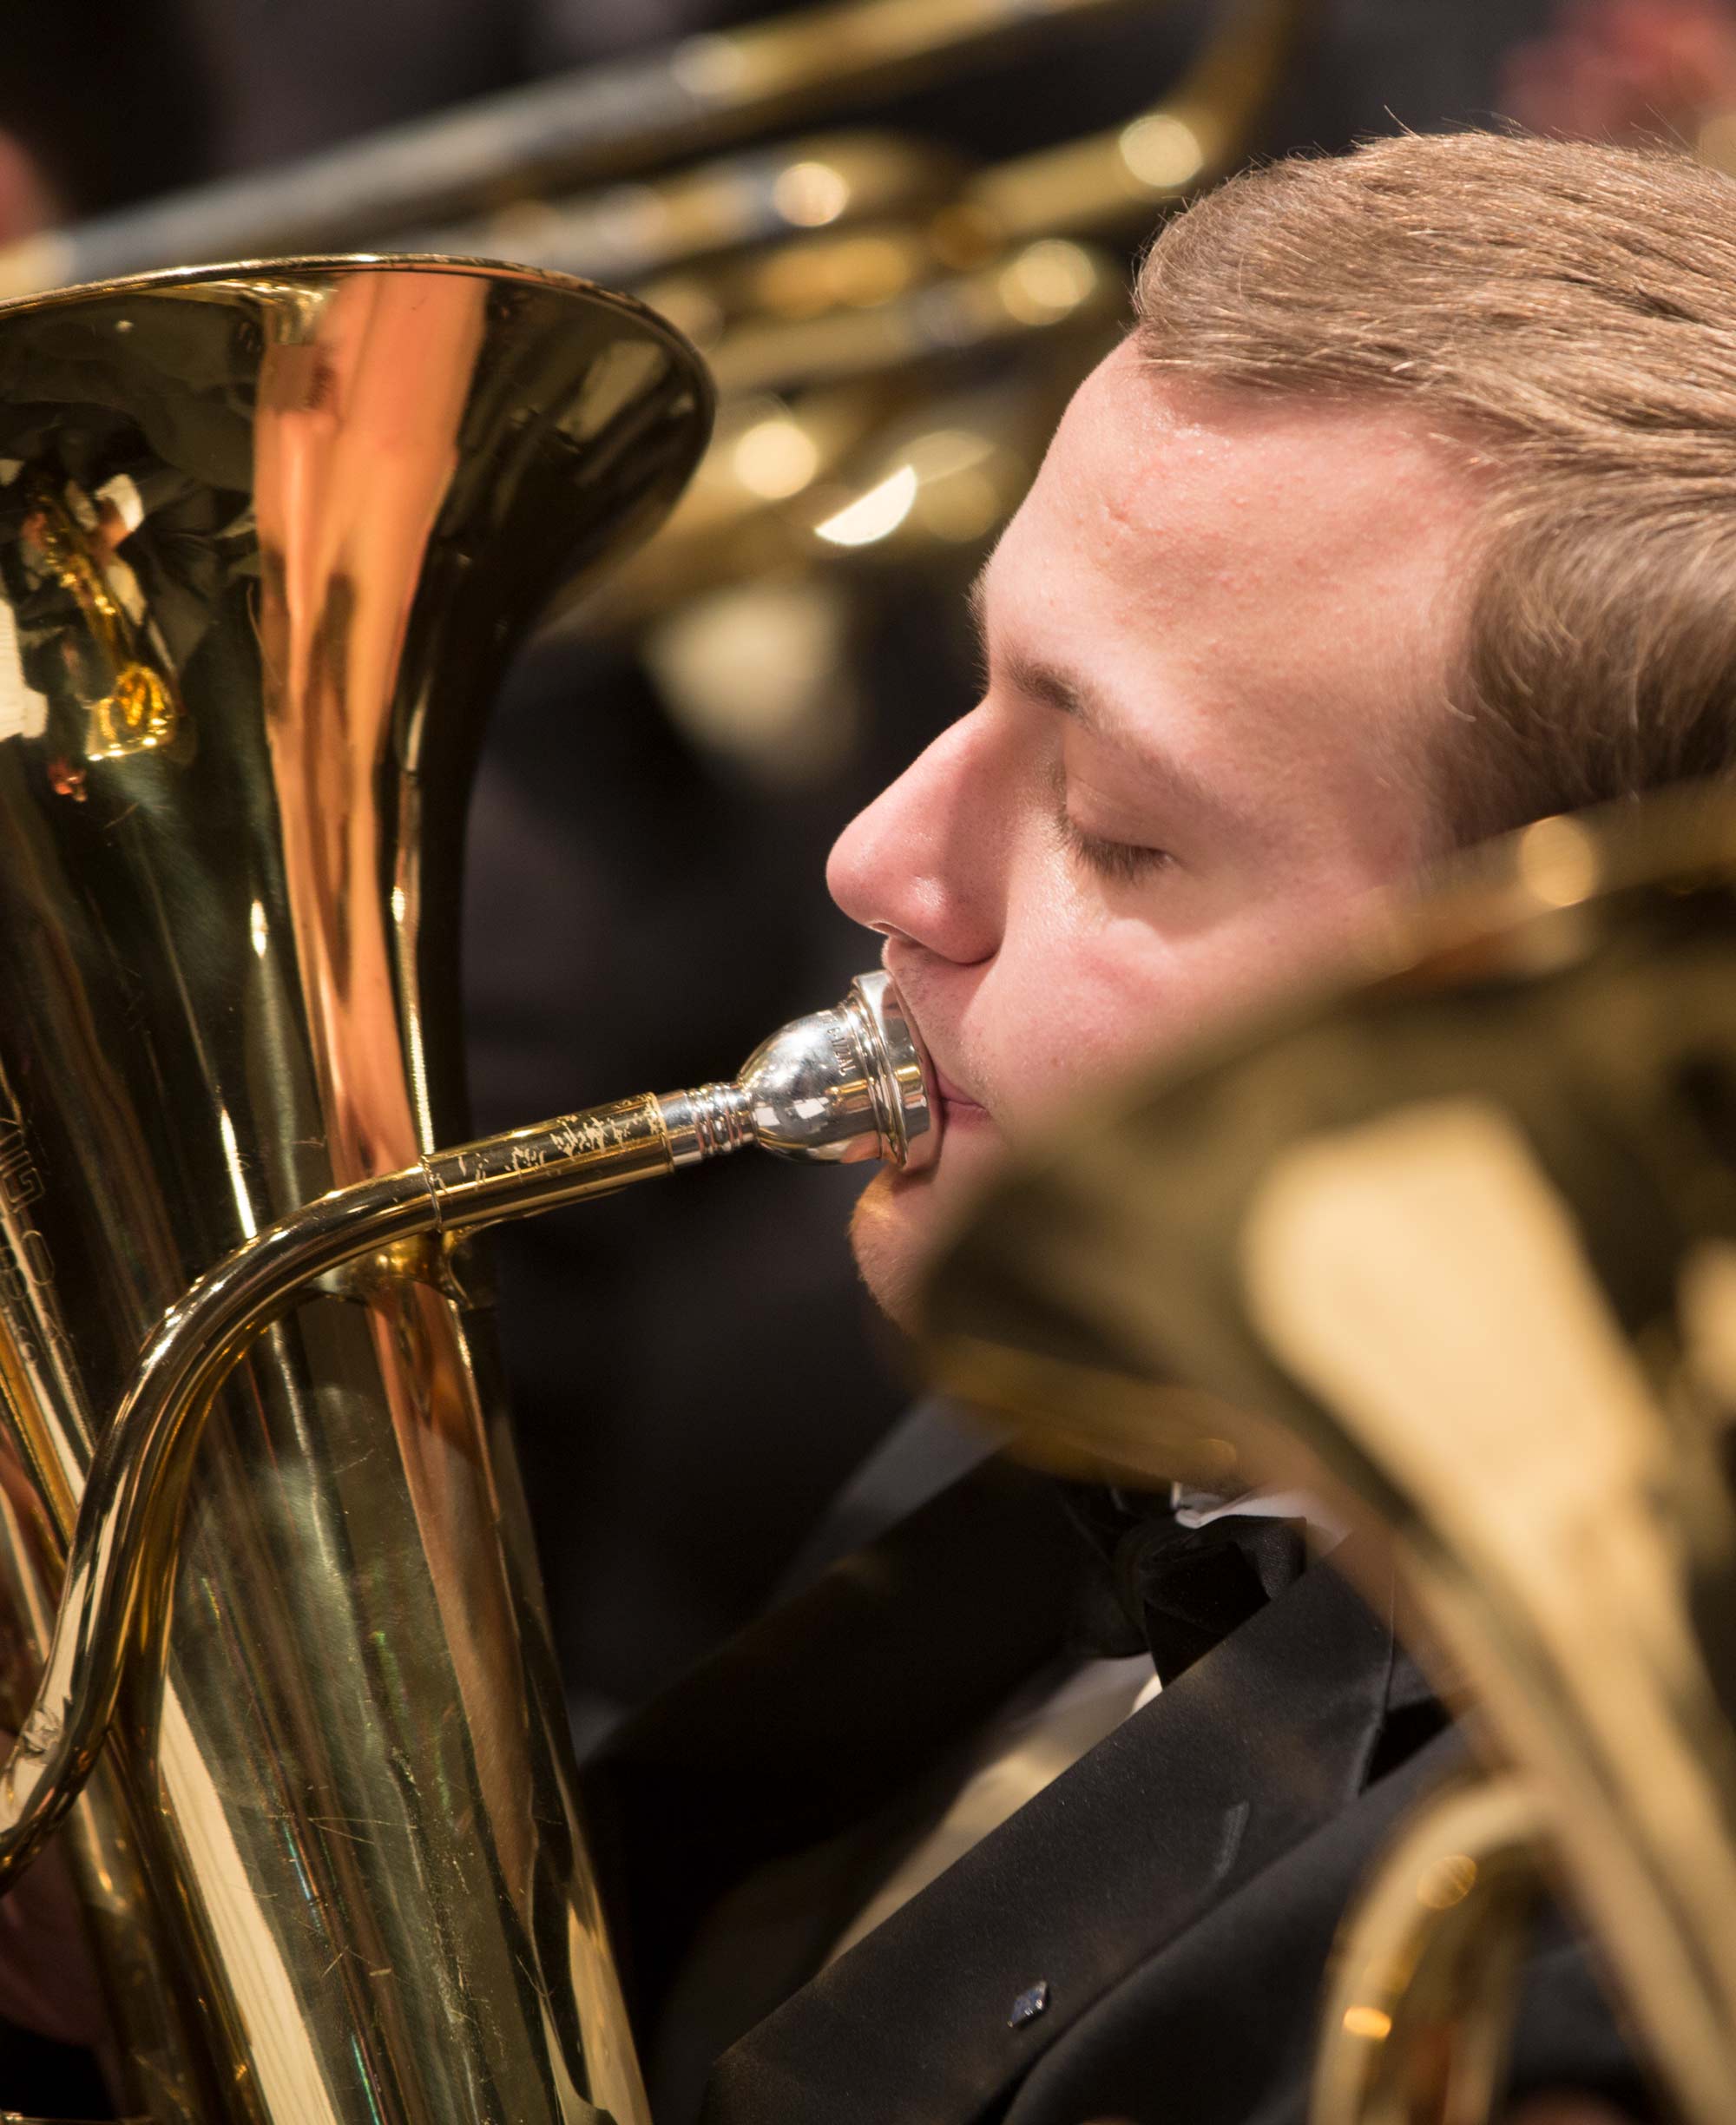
[
  {"x1": 582, "y1": 1457, "x2": 1089, "y2": 2044},
  {"x1": 699, "y1": 1537, "x2": 1404, "y2": 2125}
]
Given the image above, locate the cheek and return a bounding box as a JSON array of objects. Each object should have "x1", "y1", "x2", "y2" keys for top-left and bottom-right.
[
  {"x1": 1049, "y1": 944, "x2": 1196, "y2": 1098},
  {"x1": 956, "y1": 794, "x2": 1395, "y2": 1136},
  {"x1": 976, "y1": 898, "x2": 1336, "y2": 1134},
  {"x1": 970, "y1": 918, "x2": 1178, "y2": 1135}
]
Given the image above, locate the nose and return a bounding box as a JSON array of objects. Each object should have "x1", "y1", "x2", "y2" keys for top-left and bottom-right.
[{"x1": 825, "y1": 708, "x2": 1006, "y2": 968}]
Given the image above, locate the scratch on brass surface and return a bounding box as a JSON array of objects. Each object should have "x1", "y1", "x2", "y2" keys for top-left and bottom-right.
[
  {"x1": 320, "y1": 1943, "x2": 378, "y2": 1980},
  {"x1": 306, "y1": 1813, "x2": 380, "y2": 1848}
]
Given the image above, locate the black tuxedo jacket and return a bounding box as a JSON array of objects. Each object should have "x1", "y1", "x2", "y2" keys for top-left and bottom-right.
[{"x1": 582, "y1": 1459, "x2": 1654, "y2": 2125}]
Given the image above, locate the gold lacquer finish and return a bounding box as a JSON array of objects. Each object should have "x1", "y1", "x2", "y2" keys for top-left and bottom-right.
[
  {"x1": 922, "y1": 787, "x2": 1736, "y2": 2125},
  {"x1": 0, "y1": 256, "x2": 709, "y2": 2124},
  {"x1": 0, "y1": 969, "x2": 936, "y2": 1898},
  {"x1": 1312, "y1": 1773, "x2": 1545, "y2": 2125}
]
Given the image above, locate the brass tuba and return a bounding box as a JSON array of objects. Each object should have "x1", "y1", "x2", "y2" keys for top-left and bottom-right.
[{"x1": 0, "y1": 253, "x2": 713, "y2": 2125}]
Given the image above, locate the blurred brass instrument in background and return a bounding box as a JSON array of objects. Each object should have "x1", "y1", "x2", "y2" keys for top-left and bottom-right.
[
  {"x1": 923, "y1": 792, "x2": 1736, "y2": 2125},
  {"x1": 539, "y1": 0, "x2": 1306, "y2": 641},
  {"x1": 0, "y1": 0, "x2": 1162, "y2": 291},
  {"x1": 0, "y1": 0, "x2": 1306, "y2": 747},
  {"x1": 0, "y1": 0, "x2": 1293, "y2": 295}
]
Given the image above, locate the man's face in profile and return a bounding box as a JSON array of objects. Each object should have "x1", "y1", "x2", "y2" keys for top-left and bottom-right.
[{"x1": 827, "y1": 337, "x2": 1483, "y2": 1323}]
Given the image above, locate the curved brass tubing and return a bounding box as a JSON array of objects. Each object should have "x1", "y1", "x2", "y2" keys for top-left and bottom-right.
[
  {"x1": 1312, "y1": 1773, "x2": 1548, "y2": 2125},
  {"x1": 0, "y1": 1100, "x2": 670, "y2": 1890},
  {"x1": 0, "y1": 966, "x2": 936, "y2": 1894}
]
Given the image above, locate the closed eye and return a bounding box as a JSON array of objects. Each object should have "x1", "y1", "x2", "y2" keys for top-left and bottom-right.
[{"x1": 1059, "y1": 812, "x2": 1174, "y2": 885}]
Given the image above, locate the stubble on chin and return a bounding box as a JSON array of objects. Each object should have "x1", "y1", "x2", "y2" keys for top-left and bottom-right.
[
  {"x1": 850, "y1": 1109, "x2": 1010, "y2": 1331},
  {"x1": 847, "y1": 1167, "x2": 941, "y2": 1333}
]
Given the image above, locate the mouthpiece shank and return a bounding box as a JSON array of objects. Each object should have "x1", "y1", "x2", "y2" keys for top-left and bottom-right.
[{"x1": 0, "y1": 970, "x2": 938, "y2": 1888}]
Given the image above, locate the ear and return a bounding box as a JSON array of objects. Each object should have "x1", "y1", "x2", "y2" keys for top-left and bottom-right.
[{"x1": 0, "y1": 129, "x2": 60, "y2": 243}]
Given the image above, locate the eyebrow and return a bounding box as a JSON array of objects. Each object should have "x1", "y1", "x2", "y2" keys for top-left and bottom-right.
[
  {"x1": 966, "y1": 568, "x2": 1107, "y2": 732},
  {"x1": 966, "y1": 564, "x2": 1233, "y2": 826}
]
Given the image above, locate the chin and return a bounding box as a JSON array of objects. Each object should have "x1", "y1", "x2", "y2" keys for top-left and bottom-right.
[
  {"x1": 849, "y1": 1128, "x2": 1002, "y2": 1332},
  {"x1": 848, "y1": 1168, "x2": 937, "y2": 1332}
]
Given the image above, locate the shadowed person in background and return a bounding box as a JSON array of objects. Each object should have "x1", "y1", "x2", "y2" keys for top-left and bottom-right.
[{"x1": 0, "y1": 9, "x2": 211, "y2": 241}]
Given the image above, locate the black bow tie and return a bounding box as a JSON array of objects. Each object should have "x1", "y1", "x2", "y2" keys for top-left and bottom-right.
[{"x1": 1058, "y1": 1485, "x2": 1311, "y2": 1684}]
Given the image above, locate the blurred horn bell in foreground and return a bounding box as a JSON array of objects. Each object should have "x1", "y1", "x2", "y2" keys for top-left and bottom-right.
[
  {"x1": 0, "y1": 254, "x2": 708, "y2": 2124},
  {"x1": 922, "y1": 790, "x2": 1736, "y2": 2125}
]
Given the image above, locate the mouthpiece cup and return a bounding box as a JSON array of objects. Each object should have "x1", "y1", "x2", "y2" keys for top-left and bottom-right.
[{"x1": 733, "y1": 971, "x2": 939, "y2": 1170}]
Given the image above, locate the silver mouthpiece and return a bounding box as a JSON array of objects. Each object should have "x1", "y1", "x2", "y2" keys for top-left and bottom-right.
[{"x1": 658, "y1": 971, "x2": 940, "y2": 1173}]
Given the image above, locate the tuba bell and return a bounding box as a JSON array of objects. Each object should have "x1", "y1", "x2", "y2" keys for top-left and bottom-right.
[{"x1": 0, "y1": 253, "x2": 714, "y2": 2125}]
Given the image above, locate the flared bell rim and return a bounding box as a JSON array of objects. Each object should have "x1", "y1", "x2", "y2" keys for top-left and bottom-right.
[{"x1": 0, "y1": 247, "x2": 717, "y2": 419}]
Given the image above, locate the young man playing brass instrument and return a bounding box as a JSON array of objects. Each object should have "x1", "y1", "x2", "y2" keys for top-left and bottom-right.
[
  {"x1": 584, "y1": 129, "x2": 1734, "y2": 2125},
  {"x1": 0, "y1": 127, "x2": 1700, "y2": 2125}
]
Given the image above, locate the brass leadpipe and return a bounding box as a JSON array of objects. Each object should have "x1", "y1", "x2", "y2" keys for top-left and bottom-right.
[{"x1": 0, "y1": 970, "x2": 935, "y2": 1894}]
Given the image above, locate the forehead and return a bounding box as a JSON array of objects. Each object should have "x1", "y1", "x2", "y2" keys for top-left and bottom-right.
[
  {"x1": 1007, "y1": 337, "x2": 1472, "y2": 602},
  {"x1": 982, "y1": 339, "x2": 1479, "y2": 793}
]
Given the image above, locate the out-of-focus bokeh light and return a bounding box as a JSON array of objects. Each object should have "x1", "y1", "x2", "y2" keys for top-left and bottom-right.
[
  {"x1": 772, "y1": 158, "x2": 853, "y2": 227},
  {"x1": 648, "y1": 577, "x2": 856, "y2": 782},
  {"x1": 814, "y1": 461, "x2": 919, "y2": 545},
  {"x1": 997, "y1": 239, "x2": 1098, "y2": 324},
  {"x1": 1415, "y1": 1852, "x2": 1478, "y2": 1911},
  {"x1": 1120, "y1": 111, "x2": 1206, "y2": 191},
  {"x1": 905, "y1": 426, "x2": 1014, "y2": 543},
  {"x1": 733, "y1": 413, "x2": 822, "y2": 498},
  {"x1": 1517, "y1": 815, "x2": 1601, "y2": 909},
  {"x1": 669, "y1": 32, "x2": 749, "y2": 96}
]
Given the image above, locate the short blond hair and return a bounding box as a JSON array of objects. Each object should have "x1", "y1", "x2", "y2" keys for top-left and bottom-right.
[{"x1": 1134, "y1": 132, "x2": 1736, "y2": 842}]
